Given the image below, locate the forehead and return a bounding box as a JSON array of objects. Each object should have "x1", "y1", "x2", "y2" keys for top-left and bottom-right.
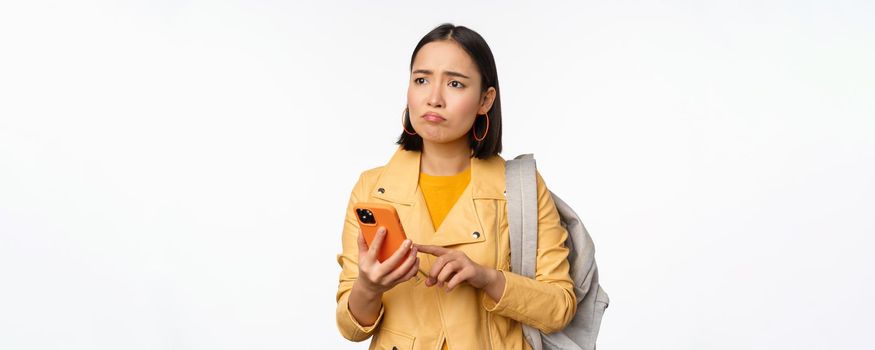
[{"x1": 411, "y1": 40, "x2": 478, "y2": 77}]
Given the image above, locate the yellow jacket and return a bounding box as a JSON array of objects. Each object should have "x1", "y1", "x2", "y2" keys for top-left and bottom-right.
[{"x1": 336, "y1": 146, "x2": 577, "y2": 350}]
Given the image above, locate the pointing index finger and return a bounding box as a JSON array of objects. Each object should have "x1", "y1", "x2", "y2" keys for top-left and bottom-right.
[{"x1": 414, "y1": 244, "x2": 450, "y2": 256}]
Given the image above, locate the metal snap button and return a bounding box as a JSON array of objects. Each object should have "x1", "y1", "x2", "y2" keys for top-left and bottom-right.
[
  {"x1": 377, "y1": 188, "x2": 385, "y2": 193},
  {"x1": 472, "y1": 231, "x2": 480, "y2": 239}
]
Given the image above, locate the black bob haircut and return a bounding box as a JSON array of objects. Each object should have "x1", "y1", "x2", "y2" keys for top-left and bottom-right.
[{"x1": 396, "y1": 23, "x2": 502, "y2": 159}]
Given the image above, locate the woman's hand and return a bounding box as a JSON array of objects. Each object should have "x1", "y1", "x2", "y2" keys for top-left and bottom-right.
[
  {"x1": 353, "y1": 227, "x2": 420, "y2": 296},
  {"x1": 415, "y1": 244, "x2": 503, "y2": 294}
]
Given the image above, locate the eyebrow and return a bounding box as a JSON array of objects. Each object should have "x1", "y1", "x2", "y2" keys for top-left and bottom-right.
[{"x1": 412, "y1": 69, "x2": 471, "y2": 79}]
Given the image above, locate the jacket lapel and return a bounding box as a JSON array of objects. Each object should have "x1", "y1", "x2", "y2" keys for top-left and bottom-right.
[
  {"x1": 370, "y1": 146, "x2": 419, "y2": 205},
  {"x1": 371, "y1": 146, "x2": 506, "y2": 247}
]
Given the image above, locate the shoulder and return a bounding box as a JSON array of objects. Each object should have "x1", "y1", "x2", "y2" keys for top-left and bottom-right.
[
  {"x1": 351, "y1": 146, "x2": 409, "y2": 188},
  {"x1": 535, "y1": 169, "x2": 547, "y2": 188},
  {"x1": 352, "y1": 165, "x2": 385, "y2": 187},
  {"x1": 533, "y1": 169, "x2": 555, "y2": 203},
  {"x1": 343, "y1": 166, "x2": 382, "y2": 203},
  {"x1": 359, "y1": 165, "x2": 385, "y2": 184}
]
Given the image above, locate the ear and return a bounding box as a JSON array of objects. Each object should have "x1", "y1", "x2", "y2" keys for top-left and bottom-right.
[{"x1": 478, "y1": 87, "x2": 496, "y2": 114}]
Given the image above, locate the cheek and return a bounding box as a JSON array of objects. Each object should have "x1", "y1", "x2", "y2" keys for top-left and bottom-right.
[
  {"x1": 448, "y1": 94, "x2": 481, "y2": 124},
  {"x1": 406, "y1": 86, "x2": 416, "y2": 103}
]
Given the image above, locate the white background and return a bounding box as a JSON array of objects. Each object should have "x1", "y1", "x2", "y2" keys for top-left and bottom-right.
[{"x1": 1, "y1": 1, "x2": 873, "y2": 349}]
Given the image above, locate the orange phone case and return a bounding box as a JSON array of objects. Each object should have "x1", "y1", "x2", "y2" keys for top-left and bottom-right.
[{"x1": 353, "y1": 202, "x2": 409, "y2": 263}]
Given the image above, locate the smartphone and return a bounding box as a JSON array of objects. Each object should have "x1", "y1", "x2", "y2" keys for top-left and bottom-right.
[{"x1": 353, "y1": 202, "x2": 409, "y2": 263}]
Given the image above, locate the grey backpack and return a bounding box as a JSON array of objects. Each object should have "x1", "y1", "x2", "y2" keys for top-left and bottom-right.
[{"x1": 505, "y1": 154, "x2": 609, "y2": 350}]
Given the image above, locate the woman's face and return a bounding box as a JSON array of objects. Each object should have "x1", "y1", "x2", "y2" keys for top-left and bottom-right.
[{"x1": 407, "y1": 40, "x2": 495, "y2": 145}]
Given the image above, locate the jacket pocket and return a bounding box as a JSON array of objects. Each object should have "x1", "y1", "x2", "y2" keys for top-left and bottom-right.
[{"x1": 370, "y1": 327, "x2": 415, "y2": 350}]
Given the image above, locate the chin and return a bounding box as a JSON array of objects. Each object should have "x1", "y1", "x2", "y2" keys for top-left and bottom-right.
[
  {"x1": 416, "y1": 124, "x2": 467, "y2": 145},
  {"x1": 421, "y1": 135, "x2": 467, "y2": 145}
]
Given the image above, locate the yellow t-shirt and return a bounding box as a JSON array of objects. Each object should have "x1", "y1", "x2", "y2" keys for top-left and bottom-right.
[
  {"x1": 418, "y1": 165, "x2": 471, "y2": 350},
  {"x1": 419, "y1": 165, "x2": 471, "y2": 231}
]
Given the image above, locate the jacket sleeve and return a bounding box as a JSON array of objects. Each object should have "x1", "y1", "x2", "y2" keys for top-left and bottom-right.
[
  {"x1": 481, "y1": 170, "x2": 578, "y2": 333},
  {"x1": 335, "y1": 172, "x2": 385, "y2": 341}
]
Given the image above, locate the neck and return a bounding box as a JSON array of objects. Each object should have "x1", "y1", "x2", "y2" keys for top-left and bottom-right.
[{"x1": 420, "y1": 138, "x2": 471, "y2": 176}]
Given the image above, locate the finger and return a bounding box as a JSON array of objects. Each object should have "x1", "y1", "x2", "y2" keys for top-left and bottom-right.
[
  {"x1": 357, "y1": 231, "x2": 375, "y2": 270},
  {"x1": 377, "y1": 239, "x2": 412, "y2": 275},
  {"x1": 367, "y1": 227, "x2": 387, "y2": 257},
  {"x1": 415, "y1": 244, "x2": 450, "y2": 256},
  {"x1": 445, "y1": 268, "x2": 468, "y2": 292},
  {"x1": 398, "y1": 256, "x2": 420, "y2": 283},
  {"x1": 357, "y1": 230, "x2": 368, "y2": 257},
  {"x1": 385, "y1": 246, "x2": 418, "y2": 282},
  {"x1": 427, "y1": 255, "x2": 452, "y2": 285},
  {"x1": 427, "y1": 258, "x2": 455, "y2": 287},
  {"x1": 436, "y1": 261, "x2": 460, "y2": 285}
]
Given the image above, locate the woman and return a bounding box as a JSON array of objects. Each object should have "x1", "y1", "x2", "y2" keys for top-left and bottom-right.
[{"x1": 335, "y1": 23, "x2": 576, "y2": 350}]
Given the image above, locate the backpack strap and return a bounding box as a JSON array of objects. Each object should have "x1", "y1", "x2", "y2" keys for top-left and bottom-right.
[
  {"x1": 505, "y1": 153, "x2": 544, "y2": 350},
  {"x1": 506, "y1": 153, "x2": 538, "y2": 278}
]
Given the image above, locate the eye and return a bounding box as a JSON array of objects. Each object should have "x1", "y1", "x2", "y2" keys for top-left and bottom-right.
[
  {"x1": 414, "y1": 77, "x2": 427, "y2": 85},
  {"x1": 449, "y1": 80, "x2": 465, "y2": 88}
]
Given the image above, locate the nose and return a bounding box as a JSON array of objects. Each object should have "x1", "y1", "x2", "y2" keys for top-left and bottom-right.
[{"x1": 426, "y1": 82, "x2": 444, "y2": 108}]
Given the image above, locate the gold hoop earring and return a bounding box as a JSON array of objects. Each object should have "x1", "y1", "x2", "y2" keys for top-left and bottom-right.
[
  {"x1": 402, "y1": 107, "x2": 417, "y2": 135},
  {"x1": 473, "y1": 112, "x2": 490, "y2": 142}
]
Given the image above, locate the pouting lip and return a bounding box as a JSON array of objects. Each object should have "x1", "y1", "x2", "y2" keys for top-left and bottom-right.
[
  {"x1": 422, "y1": 112, "x2": 447, "y2": 120},
  {"x1": 421, "y1": 112, "x2": 445, "y2": 120}
]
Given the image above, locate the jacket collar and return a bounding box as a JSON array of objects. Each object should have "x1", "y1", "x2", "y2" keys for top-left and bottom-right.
[{"x1": 371, "y1": 146, "x2": 506, "y2": 205}]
